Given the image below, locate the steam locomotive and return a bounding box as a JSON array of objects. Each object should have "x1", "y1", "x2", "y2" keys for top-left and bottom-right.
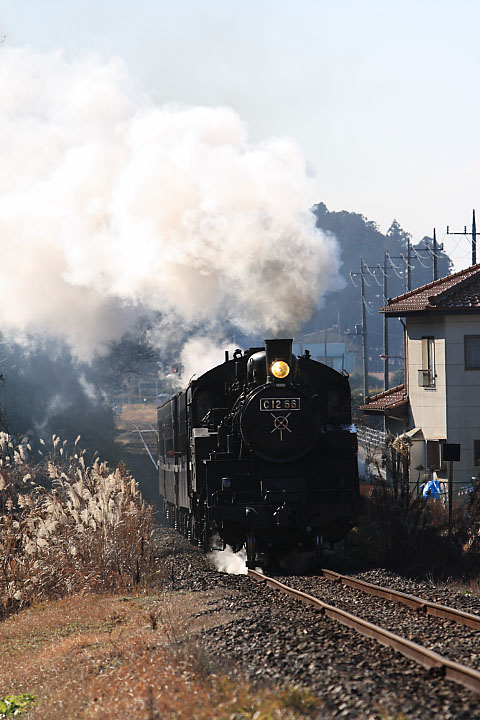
[{"x1": 157, "y1": 338, "x2": 359, "y2": 568}]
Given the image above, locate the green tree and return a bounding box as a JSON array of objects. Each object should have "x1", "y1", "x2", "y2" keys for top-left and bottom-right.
[{"x1": 310, "y1": 203, "x2": 453, "y2": 373}]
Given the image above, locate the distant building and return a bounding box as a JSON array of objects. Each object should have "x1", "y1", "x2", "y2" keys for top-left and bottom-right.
[
  {"x1": 294, "y1": 329, "x2": 359, "y2": 374},
  {"x1": 361, "y1": 263, "x2": 480, "y2": 491}
]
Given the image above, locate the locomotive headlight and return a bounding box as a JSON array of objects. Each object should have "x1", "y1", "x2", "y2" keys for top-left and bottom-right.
[{"x1": 271, "y1": 360, "x2": 290, "y2": 379}]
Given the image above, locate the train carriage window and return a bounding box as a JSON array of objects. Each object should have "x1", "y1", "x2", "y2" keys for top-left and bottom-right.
[
  {"x1": 158, "y1": 406, "x2": 166, "y2": 458},
  {"x1": 177, "y1": 398, "x2": 188, "y2": 455},
  {"x1": 158, "y1": 401, "x2": 174, "y2": 457}
]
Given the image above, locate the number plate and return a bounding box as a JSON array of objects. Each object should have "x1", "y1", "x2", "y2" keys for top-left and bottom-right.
[{"x1": 260, "y1": 398, "x2": 300, "y2": 411}]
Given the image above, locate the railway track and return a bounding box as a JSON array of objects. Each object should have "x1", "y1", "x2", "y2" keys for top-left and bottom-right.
[
  {"x1": 248, "y1": 569, "x2": 480, "y2": 694},
  {"x1": 321, "y1": 568, "x2": 480, "y2": 630}
]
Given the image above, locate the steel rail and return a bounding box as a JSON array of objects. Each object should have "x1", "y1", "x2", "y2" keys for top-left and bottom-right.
[
  {"x1": 132, "y1": 424, "x2": 158, "y2": 470},
  {"x1": 322, "y1": 569, "x2": 480, "y2": 631},
  {"x1": 248, "y1": 569, "x2": 480, "y2": 694}
]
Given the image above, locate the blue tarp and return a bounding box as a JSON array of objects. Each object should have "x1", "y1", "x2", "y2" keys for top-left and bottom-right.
[{"x1": 421, "y1": 480, "x2": 444, "y2": 498}]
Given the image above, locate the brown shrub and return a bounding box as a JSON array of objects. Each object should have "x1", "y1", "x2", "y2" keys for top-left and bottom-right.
[{"x1": 0, "y1": 432, "x2": 156, "y2": 617}]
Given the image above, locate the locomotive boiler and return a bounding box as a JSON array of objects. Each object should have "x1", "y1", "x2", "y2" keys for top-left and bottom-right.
[{"x1": 157, "y1": 338, "x2": 359, "y2": 568}]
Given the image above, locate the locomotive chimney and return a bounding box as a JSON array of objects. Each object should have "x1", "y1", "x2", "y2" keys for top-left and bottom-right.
[{"x1": 265, "y1": 338, "x2": 293, "y2": 383}]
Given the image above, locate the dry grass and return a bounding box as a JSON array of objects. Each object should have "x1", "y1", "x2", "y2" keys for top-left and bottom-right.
[
  {"x1": 0, "y1": 432, "x2": 321, "y2": 718},
  {"x1": 0, "y1": 432, "x2": 156, "y2": 618},
  {"x1": 445, "y1": 576, "x2": 480, "y2": 597},
  {"x1": 116, "y1": 403, "x2": 157, "y2": 429},
  {"x1": 0, "y1": 591, "x2": 321, "y2": 719}
]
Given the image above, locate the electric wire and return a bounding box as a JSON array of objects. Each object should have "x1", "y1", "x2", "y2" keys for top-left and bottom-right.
[
  {"x1": 371, "y1": 270, "x2": 383, "y2": 287},
  {"x1": 444, "y1": 232, "x2": 466, "y2": 257},
  {"x1": 399, "y1": 253, "x2": 414, "y2": 269},
  {"x1": 386, "y1": 253, "x2": 402, "y2": 270},
  {"x1": 413, "y1": 248, "x2": 431, "y2": 269},
  {"x1": 362, "y1": 297, "x2": 376, "y2": 315},
  {"x1": 389, "y1": 260, "x2": 405, "y2": 280},
  {"x1": 365, "y1": 265, "x2": 383, "y2": 286}
]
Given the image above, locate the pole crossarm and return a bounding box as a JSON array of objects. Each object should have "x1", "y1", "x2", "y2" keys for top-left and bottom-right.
[{"x1": 446, "y1": 209, "x2": 477, "y2": 265}]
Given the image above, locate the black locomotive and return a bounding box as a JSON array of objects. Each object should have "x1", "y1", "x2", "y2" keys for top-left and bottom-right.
[{"x1": 157, "y1": 338, "x2": 359, "y2": 568}]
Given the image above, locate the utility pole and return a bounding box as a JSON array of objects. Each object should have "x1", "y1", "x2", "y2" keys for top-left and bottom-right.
[
  {"x1": 446, "y1": 209, "x2": 477, "y2": 266},
  {"x1": 361, "y1": 258, "x2": 369, "y2": 401},
  {"x1": 350, "y1": 260, "x2": 369, "y2": 401},
  {"x1": 433, "y1": 228, "x2": 438, "y2": 281},
  {"x1": 383, "y1": 253, "x2": 389, "y2": 391},
  {"x1": 473, "y1": 209, "x2": 477, "y2": 266},
  {"x1": 407, "y1": 238, "x2": 412, "y2": 291}
]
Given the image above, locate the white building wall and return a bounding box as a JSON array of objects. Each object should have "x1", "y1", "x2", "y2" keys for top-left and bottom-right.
[
  {"x1": 405, "y1": 314, "x2": 480, "y2": 488},
  {"x1": 443, "y1": 315, "x2": 480, "y2": 484},
  {"x1": 406, "y1": 317, "x2": 447, "y2": 441}
]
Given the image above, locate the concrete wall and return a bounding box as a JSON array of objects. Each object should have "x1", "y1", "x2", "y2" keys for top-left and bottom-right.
[
  {"x1": 405, "y1": 314, "x2": 480, "y2": 488},
  {"x1": 406, "y1": 317, "x2": 447, "y2": 441},
  {"x1": 443, "y1": 315, "x2": 480, "y2": 484}
]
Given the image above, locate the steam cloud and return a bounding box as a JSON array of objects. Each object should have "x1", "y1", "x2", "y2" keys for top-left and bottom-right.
[
  {"x1": 0, "y1": 47, "x2": 343, "y2": 360},
  {"x1": 209, "y1": 546, "x2": 248, "y2": 575}
]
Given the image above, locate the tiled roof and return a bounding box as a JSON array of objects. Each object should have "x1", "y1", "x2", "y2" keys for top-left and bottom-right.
[
  {"x1": 360, "y1": 384, "x2": 408, "y2": 414},
  {"x1": 381, "y1": 263, "x2": 480, "y2": 316}
]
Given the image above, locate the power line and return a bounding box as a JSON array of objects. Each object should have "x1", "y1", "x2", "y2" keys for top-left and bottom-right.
[
  {"x1": 446, "y1": 209, "x2": 477, "y2": 265},
  {"x1": 413, "y1": 248, "x2": 430, "y2": 268},
  {"x1": 349, "y1": 273, "x2": 359, "y2": 288}
]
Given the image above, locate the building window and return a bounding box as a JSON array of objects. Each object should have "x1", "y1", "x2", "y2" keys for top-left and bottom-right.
[
  {"x1": 427, "y1": 440, "x2": 446, "y2": 470},
  {"x1": 418, "y1": 336, "x2": 435, "y2": 387},
  {"x1": 465, "y1": 336, "x2": 480, "y2": 370},
  {"x1": 427, "y1": 440, "x2": 440, "y2": 469},
  {"x1": 474, "y1": 440, "x2": 480, "y2": 466}
]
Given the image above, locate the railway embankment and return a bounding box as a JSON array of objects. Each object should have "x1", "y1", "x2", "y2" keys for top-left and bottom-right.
[
  {"x1": 2, "y1": 415, "x2": 480, "y2": 719},
  {"x1": 2, "y1": 522, "x2": 480, "y2": 718},
  {"x1": 160, "y1": 529, "x2": 480, "y2": 719},
  {"x1": 0, "y1": 527, "x2": 321, "y2": 719}
]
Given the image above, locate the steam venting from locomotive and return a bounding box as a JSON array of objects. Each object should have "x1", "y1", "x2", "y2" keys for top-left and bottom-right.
[{"x1": 0, "y1": 47, "x2": 343, "y2": 360}]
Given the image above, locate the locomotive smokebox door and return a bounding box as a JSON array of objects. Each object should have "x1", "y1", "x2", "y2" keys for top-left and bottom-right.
[
  {"x1": 240, "y1": 385, "x2": 317, "y2": 462},
  {"x1": 265, "y1": 339, "x2": 293, "y2": 383}
]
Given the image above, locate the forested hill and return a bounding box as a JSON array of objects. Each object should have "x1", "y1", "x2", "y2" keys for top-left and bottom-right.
[{"x1": 309, "y1": 203, "x2": 453, "y2": 371}]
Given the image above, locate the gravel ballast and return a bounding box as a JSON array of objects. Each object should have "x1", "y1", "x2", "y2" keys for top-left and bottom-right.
[
  {"x1": 282, "y1": 573, "x2": 480, "y2": 671},
  {"x1": 154, "y1": 528, "x2": 480, "y2": 719}
]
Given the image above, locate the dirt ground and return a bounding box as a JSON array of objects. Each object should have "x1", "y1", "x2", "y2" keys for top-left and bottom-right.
[{"x1": 0, "y1": 589, "x2": 260, "y2": 720}]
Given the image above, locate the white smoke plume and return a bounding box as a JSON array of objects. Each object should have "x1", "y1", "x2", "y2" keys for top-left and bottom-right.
[
  {"x1": 178, "y1": 336, "x2": 238, "y2": 386},
  {"x1": 209, "y1": 545, "x2": 248, "y2": 575},
  {"x1": 0, "y1": 47, "x2": 343, "y2": 360}
]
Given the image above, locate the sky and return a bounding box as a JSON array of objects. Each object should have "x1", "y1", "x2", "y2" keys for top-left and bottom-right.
[{"x1": 1, "y1": 0, "x2": 479, "y2": 271}]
